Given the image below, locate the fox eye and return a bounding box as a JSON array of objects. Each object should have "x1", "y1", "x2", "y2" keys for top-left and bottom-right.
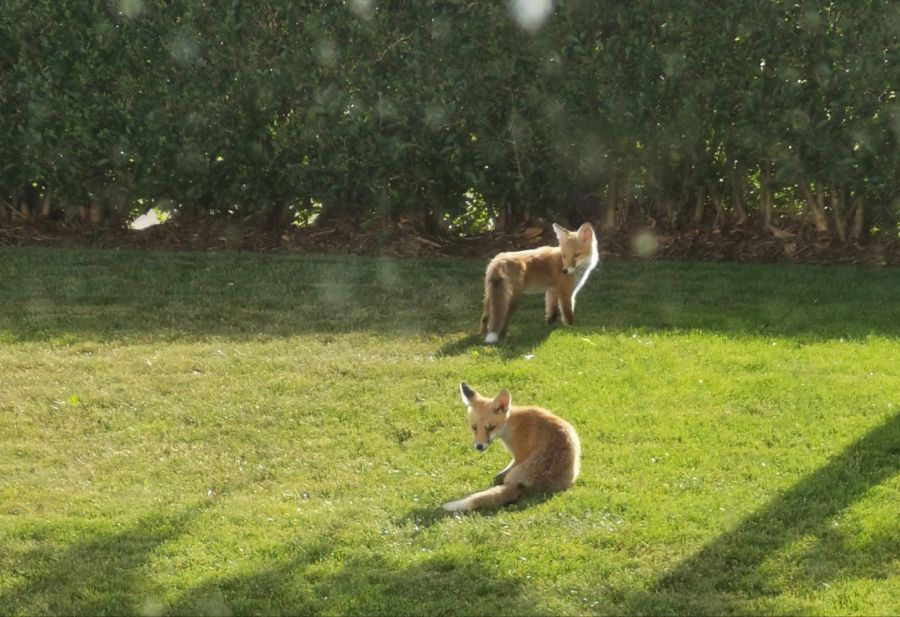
[
  {"x1": 573, "y1": 252, "x2": 581, "y2": 259},
  {"x1": 487, "y1": 424, "x2": 496, "y2": 433},
  {"x1": 471, "y1": 425, "x2": 477, "y2": 432}
]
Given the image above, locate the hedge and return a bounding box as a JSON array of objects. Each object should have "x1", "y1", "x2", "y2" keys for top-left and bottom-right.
[{"x1": 1, "y1": 0, "x2": 898, "y2": 241}]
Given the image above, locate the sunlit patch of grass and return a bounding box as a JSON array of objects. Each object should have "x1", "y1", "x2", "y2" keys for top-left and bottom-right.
[{"x1": 1, "y1": 247, "x2": 897, "y2": 615}]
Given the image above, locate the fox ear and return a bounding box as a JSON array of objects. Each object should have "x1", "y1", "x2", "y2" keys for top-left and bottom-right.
[
  {"x1": 493, "y1": 390, "x2": 511, "y2": 414},
  {"x1": 577, "y1": 222, "x2": 594, "y2": 243},
  {"x1": 552, "y1": 223, "x2": 570, "y2": 239},
  {"x1": 459, "y1": 382, "x2": 475, "y2": 406}
]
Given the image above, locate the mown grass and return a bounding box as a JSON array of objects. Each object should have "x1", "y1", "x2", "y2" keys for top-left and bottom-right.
[{"x1": 1, "y1": 246, "x2": 898, "y2": 616}]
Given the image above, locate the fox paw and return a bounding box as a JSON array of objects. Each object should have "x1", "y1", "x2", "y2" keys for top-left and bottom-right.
[{"x1": 484, "y1": 332, "x2": 499, "y2": 344}]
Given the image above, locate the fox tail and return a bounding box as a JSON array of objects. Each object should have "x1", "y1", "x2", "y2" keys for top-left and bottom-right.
[{"x1": 442, "y1": 483, "x2": 523, "y2": 512}]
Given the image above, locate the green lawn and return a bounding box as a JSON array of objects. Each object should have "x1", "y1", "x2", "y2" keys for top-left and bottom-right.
[{"x1": 1, "y1": 247, "x2": 897, "y2": 616}]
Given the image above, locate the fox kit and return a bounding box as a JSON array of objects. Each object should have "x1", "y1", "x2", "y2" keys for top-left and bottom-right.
[
  {"x1": 480, "y1": 222, "x2": 598, "y2": 344},
  {"x1": 442, "y1": 383, "x2": 581, "y2": 512}
]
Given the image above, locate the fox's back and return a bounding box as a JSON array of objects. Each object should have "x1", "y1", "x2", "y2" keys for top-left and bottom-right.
[
  {"x1": 505, "y1": 406, "x2": 580, "y2": 490},
  {"x1": 486, "y1": 246, "x2": 565, "y2": 291}
]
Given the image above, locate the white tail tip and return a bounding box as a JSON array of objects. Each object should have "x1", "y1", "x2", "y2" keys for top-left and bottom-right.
[
  {"x1": 484, "y1": 332, "x2": 499, "y2": 344},
  {"x1": 442, "y1": 499, "x2": 469, "y2": 512}
]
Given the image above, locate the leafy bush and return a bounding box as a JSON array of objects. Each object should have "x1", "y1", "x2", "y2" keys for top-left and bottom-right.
[{"x1": 1, "y1": 0, "x2": 897, "y2": 240}]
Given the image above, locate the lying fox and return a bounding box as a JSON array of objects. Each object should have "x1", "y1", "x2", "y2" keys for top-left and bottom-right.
[
  {"x1": 442, "y1": 383, "x2": 581, "y2": 512},
  {"x1": 480, "y1": 222, "x2": 598, "y2": 344}
]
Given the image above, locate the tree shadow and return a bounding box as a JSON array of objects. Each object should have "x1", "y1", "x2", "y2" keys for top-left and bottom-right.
[
  {"x1": 588, "y1": 260, "x2": 900, "y2": 341},
  {"x1": 168, "y1": 542, "x2": 537, "y2": 616},
  {"x1": 3, "y1": 249, "x2": 899, "y2": 343},
  {"x1": 0, "y1": 249, "x2": 482, "y2": 343},
  {"x1": 0, "y1": 503, "x2": 208, "y2": 616},
  {"x1": 620, "y1": 411, "x2": 900, "y2": 615}
]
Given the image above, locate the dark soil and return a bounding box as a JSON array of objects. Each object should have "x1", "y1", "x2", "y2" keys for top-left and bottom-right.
[{"x1": 1, "y1": 216, "x2": 897, "y2": 266}]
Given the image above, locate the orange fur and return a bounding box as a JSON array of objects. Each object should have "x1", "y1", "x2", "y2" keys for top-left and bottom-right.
[
  {"x1": 480, "y1": 222, "x2": 598, "y2": 343},
  {"x1": 443, "y1": 383, "x2": 581, "y2": 512}
]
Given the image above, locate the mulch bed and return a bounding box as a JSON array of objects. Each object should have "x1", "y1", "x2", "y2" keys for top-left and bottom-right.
[{"x1": 1, "y1": 217, "x2": 897, "y2": 266}]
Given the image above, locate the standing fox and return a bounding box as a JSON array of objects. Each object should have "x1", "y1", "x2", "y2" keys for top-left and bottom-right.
[
  {"x1": 480, "y1": 222, "x2": 598, "y2": 344},
  {"x1": 442, "y1": 383, "x2": 581, "y2": 512}
]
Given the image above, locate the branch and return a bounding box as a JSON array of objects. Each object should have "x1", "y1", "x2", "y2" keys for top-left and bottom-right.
[{"x1": 377, "y1": 33, "x2": 413, "y2": 62}]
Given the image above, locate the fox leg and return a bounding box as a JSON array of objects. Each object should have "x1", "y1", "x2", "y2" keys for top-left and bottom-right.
[
  {"x1": 499, "y1": 294, "x2": 521, "y2": 339},
  {"x1": 545, "y1": 290, "x2": 561, "y2": 325},
  {"x1": 559, "y1": 292, "x2": 574, "y2": 325},
  {"x1": 493, "y1": 460, "x2": 517, "y2": 486},
  {"x1": 480, "y1": 294, "x2": 490, "y2": 336}
]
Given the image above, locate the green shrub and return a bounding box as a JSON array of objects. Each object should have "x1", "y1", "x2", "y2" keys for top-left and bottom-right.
[{"x1": 1, "y1": 1, "x2": 897, "y2": 239}]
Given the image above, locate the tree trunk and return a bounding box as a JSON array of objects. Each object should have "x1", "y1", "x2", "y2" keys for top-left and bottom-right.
[
  {"x1": 421, "y1": 204, "x2": 442, "y2": 236},
  {"x1": 315, "y1": 193, "x2": 365, "y2": 226},
  {"x1": 80, "y1": 201, "x2": 105, "y2": 224},
  {"x1": 707, "y1": 180, "x2": 725, "y2": 226},
  {"x1": 663, "y1": 200, "x2": 677, "y2": 230},
  {"x1": 729, "y1": 167, "x2": 749, "y2": 225},
  {"x1": 39, "y1": 191, "x2": 52, "y2": 219},
  {"x1": 17, "y1": 192, "x2": 31, "y2": 220},
  {"x1": 831, "y1": 185, "x2": 847, "y2": 242},
  {"x1": 850, "y1": 197, "x2": 865, "y2": 240},
  {"x1": 691, "y1": 184, "x2": 706, "y2": 225},
  {"x1": 799, "y1": 181, "x2": 829, "y2": 234},
  {"x1": 266, "y1": 201, "x2": 294, "y2": 228},
  {"x1": 760, "y1": 162, "x2": 773, "y2": 228},
  {"x1": 618, "y1": 174, "x2": 632, "y2": 227},
  {"x1": 496, "y1": 200, "x2": 520, "y2": 232},
  {"x1": 603, "y1": 173, "x2": 618, "y2": 230}
]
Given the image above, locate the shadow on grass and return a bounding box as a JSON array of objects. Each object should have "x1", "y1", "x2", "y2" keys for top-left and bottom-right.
[
  {"x1": 399, "y1": 491, "x2": 559, "y2": 531},
  {"x1": 168, "y1": 547, "x2": 536, "y2": 616},
  {"x1": 437, "y1": 333, "x2": 484, "y2": 356},
  {"x1": 620, "y1": 412, "x2": 900, "y2": 615},
  {"x1": 589, "y1": 260, "x2": 900, "y2": 341},
  {"x1": 0, "y1": 249, "x2": 482, "y2": 343},
  {"x1": 0, "y1": 503, "x2": 208, "y2": 616},
  {"x1": 437, "y1": 322, "x2": 555, "y2": 358},
  {"x1": 3, "y1": 248, "x2": 899, "y2": 343}
]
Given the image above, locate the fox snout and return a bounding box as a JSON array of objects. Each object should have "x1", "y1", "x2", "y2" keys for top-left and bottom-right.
[{"x1": 474, "y1": 441, "x2": 490, "y2": 452}]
